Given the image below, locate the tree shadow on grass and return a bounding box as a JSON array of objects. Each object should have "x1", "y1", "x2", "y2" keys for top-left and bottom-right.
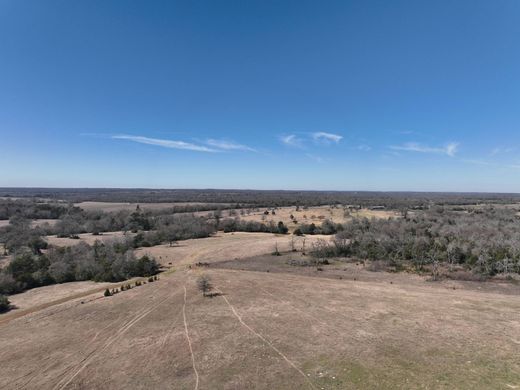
[{"x1": 204, "y1": 292, "x2": 223, "y2": 298}]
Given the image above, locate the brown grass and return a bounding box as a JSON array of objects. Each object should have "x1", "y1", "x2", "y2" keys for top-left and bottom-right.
[
  {"x1": 236, "y1": 205, "x2": 399, "y2": 232},
  {"x1": 45, "y1": 231, "x2": 135, "y2": 247},
  {"x1": 136, "y1": 232, "x2": 332, "y2": 267},
  {"x1": 0, "y1": 231, "x2": 519, "y2": 389}
]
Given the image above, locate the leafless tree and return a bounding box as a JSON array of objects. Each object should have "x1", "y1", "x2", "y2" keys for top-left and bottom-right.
[{"x1": 197, "y1": 275, "x2": 212, "y2": 297}]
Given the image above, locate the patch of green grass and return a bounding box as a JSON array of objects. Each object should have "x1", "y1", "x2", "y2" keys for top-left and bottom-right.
[
  {"x1": 162, "y1": 267, "x2": 176, "y2": 275},
  {"x1": 302, "y1": 349, "x2": 520, "y2": 390}
]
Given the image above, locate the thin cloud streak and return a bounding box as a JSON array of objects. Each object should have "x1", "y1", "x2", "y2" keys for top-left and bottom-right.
[
  {"x1": 390, "y1": 142, "x2": 459, "y2": 157},
  {"x1": 206, "y1": 139, "x2": 256, "y2": 152},
  {"x1": 462, "y1": 159, "x2": 520, "y2": 170},
  {"x1": 112, "y1": 135, "x2": 217, "y2": 152}
]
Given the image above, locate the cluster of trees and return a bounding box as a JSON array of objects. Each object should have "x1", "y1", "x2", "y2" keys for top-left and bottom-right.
[
  {"x1": 294, "y1": 220, "x2": 343, "y2": 236},
  {"x1": 312, "y1": 207, "x2": 520, "y2": 276},
  {"x1": 0, "y1": 242, "x2": 159, "y2": 295},
  {"x1": 132, "y1": 214, "x2": 217, "y2": 247},
  {"x1": 0, "y1": 217, "x2": 48, "y2": 255},
  {"x1": 1, "y1": 205, "x2": 218, "y2": 253},
  {"x1": 0, "y1": 198, "x2": 69, "y2": 220},
  {"x1": 18, "y1": 206, "x2": 216, "y2": 239},
  {"x1": 52, "y1": 207, "x2": 153, "y2": 237},
  {"x1": 220, "y1": 218, "x2": 289, "y2": 234}
]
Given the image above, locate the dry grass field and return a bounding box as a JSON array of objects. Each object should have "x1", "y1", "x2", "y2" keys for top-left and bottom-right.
[
  {"x1": 45, "y1": 231, "x2": 136, "y2": 247},
  {"x1": 135, "y1": 232, "x2": 331, "y2": 267},
  {"x1": 1, "y1": 230, "x2": 519, "y2": 389},
  {"x1": 235, "y1": 206, "x2": 399, "y2": 232}
]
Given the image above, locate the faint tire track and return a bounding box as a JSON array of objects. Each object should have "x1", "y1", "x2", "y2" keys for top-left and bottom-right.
[
  {"x1": 218, "y1": 291, "x2": 316, "y2": 390},
  {"x1": 52, "y1": 292, "x2": 172, "y2": 390},
  {"x1": 183, "y1": 285, "x2": 199, "y2": 390}
]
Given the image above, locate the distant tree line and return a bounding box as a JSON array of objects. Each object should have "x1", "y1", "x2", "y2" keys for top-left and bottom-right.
[
  {"x1": 0, "y1": 198, "x2": 69, "y2": 220},
  {"x1": 4, "y1": 188, "x2": 520, "y2": 209}
]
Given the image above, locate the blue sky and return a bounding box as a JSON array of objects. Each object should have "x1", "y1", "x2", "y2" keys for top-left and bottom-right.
[{"x1": 1, "y1": 0, "x2": 519, "y2": 191}]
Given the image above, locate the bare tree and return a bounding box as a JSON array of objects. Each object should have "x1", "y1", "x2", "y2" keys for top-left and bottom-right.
[
  {"x1": 272, "y1": 242, "x2": 281, "y2": 256},
  {"x1": 197, "y1": 275, "x2": 212, "y2": 297},
  {"x1": 290, "y1": 236, "x2": 296, "y2": 252}
]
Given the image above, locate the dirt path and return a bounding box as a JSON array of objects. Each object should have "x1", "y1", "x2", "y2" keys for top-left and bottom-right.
[
  {"x1": 219, "y1": 291, "x2": 317, "y2": 390},
  {"x1": 53, "y1": 292, "x2": 173, "y2": 390},
  {"x1": 183, "y1": 285, "x2": 200, "y2": 390},
  {"x1": 0, "y1": 285, "x2": 112, "y2": 326}
]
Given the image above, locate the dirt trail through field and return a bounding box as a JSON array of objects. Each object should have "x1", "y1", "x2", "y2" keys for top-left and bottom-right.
[
  {"x1": 0, "y1": 285, "x2": 110, "y2": 326},
  {"x1": 53, "y1": 291, "x2": 174, "y2": 390},
  {"x1": 218, "y1": 290, "x2": 317, "y2": 390},
  {"x1": 2, "y1": 231, "x2": 520, "y2": 389},
  {"x1": 183, "y1": 284, "x2": 200, "y2": 390}
]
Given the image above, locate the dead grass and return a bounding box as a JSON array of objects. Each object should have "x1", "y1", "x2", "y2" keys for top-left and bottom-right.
[
  {"x1": 135, "y1": 232, "x2": 332, "y2": 267},
  {"x1": 0, "y1": 266, "x2": 518, "y2": 389},
  {"x1": 0, "y1": 230, "x2": 519, "y2": 389},
  {"x1": 237, "y1": 205, "x2": 399, "y2": 232},
  {"x1": 45, "y1": 231, "x2": 135, "y2": 247}
]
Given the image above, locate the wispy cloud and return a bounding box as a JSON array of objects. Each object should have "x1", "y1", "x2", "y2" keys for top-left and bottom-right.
[
  {"x1": 112, "y1": 135, "x2": 217, "y2": 152},
  {"x1": 461, "y1": 159, "x2": 491, "y2": 166},
  {"x1": 462, "y1": 158, "x2": 520, "y2": 170},
  {"x1": 280, "y1": 134, "x2": 304, "y2": 148},
  {"x1": 306, "y1": 154, "x2": 325, "y2": 163},
  {"x1": 206, "y1": 139, "x2": 256, "y2": 152},
  {"x1": 490, "y1": 147, "x2": 516, "y2": 157},
  {"x1": 312, "y1": 131, "x2": 343, "y2": 144},
  {"x1": 357, "y1": 144, "x2": 371, "y2": 152},
  {"x1": 390, "y1": 142, "x2": 459, "y2": 157}
]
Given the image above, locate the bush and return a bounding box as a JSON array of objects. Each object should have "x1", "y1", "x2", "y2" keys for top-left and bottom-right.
[
  {"x1": 0, "y1": 295, "x2": 11, "y2": 313},
  {"x1": 0, "y1": 273, "x2": 23, "y2": 295},
  {"x1": 104, "y1": 288, "x2": 112, "y2": 297},
  {"x1": 277, "y1": 221, "x2": 288, "y2": 234},
  {"x1": 131, "y1": 255, "x2": 159, "y2": 277}
]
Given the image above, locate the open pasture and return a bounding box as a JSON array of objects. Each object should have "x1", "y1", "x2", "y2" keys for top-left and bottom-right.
[{"x1": 1, "y1": 263, "x2": 518, "y2": 389}]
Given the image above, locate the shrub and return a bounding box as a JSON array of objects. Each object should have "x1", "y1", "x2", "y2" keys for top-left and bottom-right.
[
  {"x1": 277, "y1": 221, "x2": 288, "y2": 234},
  {"x1": 0, "y1": 295, "x2": 11, "y2": 313},
  {"x1": 0, "y1": 273, "x2": 23, "y2": 295},
  {"x1": 103, "y1": 288, "x2": 112, "y2": 297}
]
